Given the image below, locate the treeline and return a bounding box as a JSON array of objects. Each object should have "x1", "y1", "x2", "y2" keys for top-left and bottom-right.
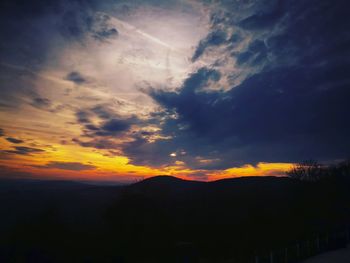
[
  {"x1": 286, "y1": 159, "x2": 350, "y2": 182},
  {"x1": 1, "y1": 161, "x2": 350, "y2": 262}
]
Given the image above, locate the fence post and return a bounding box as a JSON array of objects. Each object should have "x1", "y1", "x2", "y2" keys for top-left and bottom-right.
[
  {"x1": 285, "y1": 247, "x2": 288, "y2": 263},
  {"x1": 270, "y1": 250, "x2": 274, "y2": 263},
  {"x1": 325, "y1": 232, "x2": 329, "y2": 250},
  {"x1": 307, "y1": 240, "x2": 311, "y2": 256},
  {"x1": 255, "y1": 255, "x2": 259, "y2": 263},
  {"x1": 316, "y1": 235, "x2": 320, "y2": 252},
  {"x1": 296, "y1": 243, "x2": 300, "y2": 259}
]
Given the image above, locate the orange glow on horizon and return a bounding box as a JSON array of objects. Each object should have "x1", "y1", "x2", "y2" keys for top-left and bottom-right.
[
  {"x1": 0, "y1": 123, "x2": 294, "y2": 183},
  {"x1": 0, "y1": 137, "x2": 293, "y2": 182}
]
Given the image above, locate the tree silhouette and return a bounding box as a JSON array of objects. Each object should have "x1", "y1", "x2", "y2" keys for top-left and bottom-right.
[{"x1": 286, "y1": 160, "x2": 323, "y2": 181}]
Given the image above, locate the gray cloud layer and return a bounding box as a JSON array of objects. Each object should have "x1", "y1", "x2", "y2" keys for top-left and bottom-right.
[
  {"x1": 38, "y1": 161, "x2": 96, "y2": 171},
  {"x1": 1, "y1": 0, "x2": 349, "y2": 172},
  {"x1": 120, "y1": 0, "x2": 350, "y2": 169}
]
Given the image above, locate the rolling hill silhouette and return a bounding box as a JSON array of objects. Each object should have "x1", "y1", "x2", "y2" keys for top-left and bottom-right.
[
  {"x1": 0, "y1": 175, "x2": 349, "y2": 262},
  {"x1": 104, "y1": 175, "x2": 350, "y2": 261}
]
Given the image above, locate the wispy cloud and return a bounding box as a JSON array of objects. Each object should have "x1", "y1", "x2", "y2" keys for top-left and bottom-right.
[
  {"x1": 65, "y1": 71, "x2": 87, "y2": 85},
  {"x1": 5, "y1": 146, "x2": 45, "y2": 155},
  {"x1": 35, "y1": 161, "x2": 96, "y2": 171},
  {"x1": 5, "y1": 137, "x2": 24, "y2": 144}
]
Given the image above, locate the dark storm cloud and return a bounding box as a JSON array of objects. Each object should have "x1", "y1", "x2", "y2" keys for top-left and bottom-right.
[
  {"x1": 36, "y1": 161, "x2": 96, "y2": 171},
  {"x1": 90, "y1": 105, "x2": 113, "y2": 120},
  {"x1": 60, "y1": 10, "x2": 118, "y2": 42},
  {"x1": 93, "y1": 28, "x2": 118, "y2": 41},
  {"x1": 90, "y1": 13, "x2": 118, "y2": 41},
  {"x1": 65, "y1": 71, "x2": 87, "y2": 85},
  {"x1": 76, "y1": 110, "x2": 92, "y2": 124},
  {"x1": 238, "y1": 0, "x2": 285, "y2": 30},
  {"x1": 99, "y1": 118, "x2": 133, "y2": 135},
  {"x1": 30, "y1": 97, "x2": 52, "y2": 109},
  {"x1": 6, "y1": 146, "x2": 45, "y2": 155},
  {"x1": 75, "y1": 105, "x2": 117, "y2": 125},
  {"x1": 73, "y1": 105, "x2": 140, "y2": 151},
  {"x1": 129, "y1": 66, "x2": 350, "y2": 169},
  {"x1": 122, "y1": 133, "x2": 177, "y2": 167},
  {"x1": 234, "y1": 40, "x2": 267, "y2": 66},
  {"x1": 122, "y1": 0, "x2": 350, "y2": 169},
  {"x1": 29, "y1": 97, "x2": 68, "y2": 113},
  {"x1": 160, "y1": 67, "x2": 220, "y2": 95},
  {"x1": 6, "y1": 137, "x2": 24, "y2": 144},
  {"x1": 122, "y1": 68, "x2": 223, "y2": 168},
  {"x1": 192, "y1": 30, "x2": 227, "y2": 61},
  {"x1": 83, "y1": 116, "x2": 138, "y2": 137},
  {"x1": 73, "y1": 138, "x2": 120, "y2": 150}
]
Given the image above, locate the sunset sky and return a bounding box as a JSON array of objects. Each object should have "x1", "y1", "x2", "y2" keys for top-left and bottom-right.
[{"x1": 0, "y1": 0, "x2": 349, "y2": 183}]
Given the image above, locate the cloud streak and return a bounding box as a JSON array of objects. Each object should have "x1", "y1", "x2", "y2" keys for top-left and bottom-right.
[
  {"x1": 36, "y1": 161, "x2": 96, "y2": 171},
  {"x1": 65, "y1": 71, "x2": 87, "y2": 85},
  {"x1": 5, "y1": 146, "x2": 45, "y2": 155},
  {"x1": 5, "y1": 137, "x2": 24, "y2": 144}
]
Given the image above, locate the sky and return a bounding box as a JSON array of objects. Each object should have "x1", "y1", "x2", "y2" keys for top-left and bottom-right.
[{"x1": 0, "y1": 0, "x2": 349, "y2": 183}]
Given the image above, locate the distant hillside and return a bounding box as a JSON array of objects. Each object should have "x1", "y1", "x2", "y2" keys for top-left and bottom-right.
[
  {"x1": 0, "y1": 175, "x2": 349, "y2": 262},
  {"x1": 105, "y1": 175, "x2": 350, "y2": 261},
  {"x1": 0, "y1": 179, "x2": 122, "y2": 233}
]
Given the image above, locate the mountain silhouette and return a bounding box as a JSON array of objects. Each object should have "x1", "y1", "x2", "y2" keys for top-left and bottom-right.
[{"x1": 0, "y1": 175, "x2": 349, "y2": 262}]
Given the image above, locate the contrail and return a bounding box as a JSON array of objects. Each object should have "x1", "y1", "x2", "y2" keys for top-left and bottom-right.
[
  {"x1": 101, "y1": 13, "x2": 210, "y2": 73},
  {"x1": 103, "y1": 12, "x2": 175, "y2": 50}
]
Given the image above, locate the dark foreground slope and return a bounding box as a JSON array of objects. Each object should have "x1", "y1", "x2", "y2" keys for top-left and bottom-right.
[{"x1": 0, "y1": 175, "x2": 349, "y2": 262}]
